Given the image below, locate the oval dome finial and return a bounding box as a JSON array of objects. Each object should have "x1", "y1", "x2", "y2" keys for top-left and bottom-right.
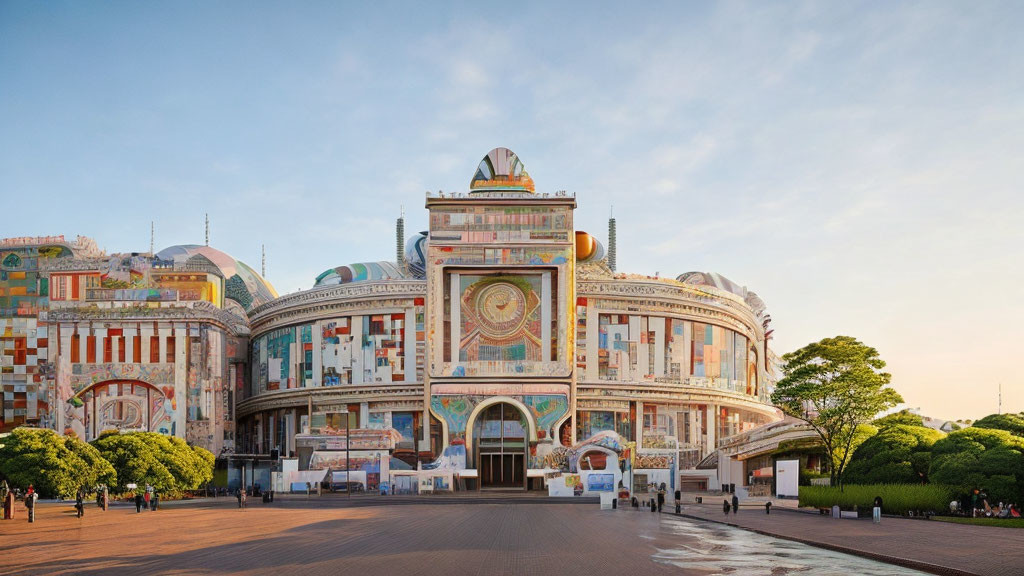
[{"x1": 470, "y1": 147, "x2": 535, "y2": 193}]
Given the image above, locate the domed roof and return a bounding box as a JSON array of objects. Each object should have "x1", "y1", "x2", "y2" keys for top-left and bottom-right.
[
  {"x1": 470, "y1": 147, "x2": 535, "y2": 193},
  {"x1": 314, "y1": 261, "x2": 410, "y2": 287},
  {"x1": 155, "y1": 245, "x2": 278, "y2": 310},
  {"x1": 676, "y1": 271, "x2": 747, "y2": 298}
]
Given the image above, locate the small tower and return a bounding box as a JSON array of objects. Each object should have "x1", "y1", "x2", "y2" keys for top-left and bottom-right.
[
  {"x1": 396, "y1": 205, "x2": 405, "y2": 267},
  {"x1": 608, "y1": 206, "x2": 617, "y2": 272}
]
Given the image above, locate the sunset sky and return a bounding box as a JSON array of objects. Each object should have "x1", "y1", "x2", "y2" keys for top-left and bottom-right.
[{"x1": 2, "y1": 1, "x2": 1021, "y2": 419}]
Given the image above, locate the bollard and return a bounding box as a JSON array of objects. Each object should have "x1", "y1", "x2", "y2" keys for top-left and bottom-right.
[
  {"x1": 675, "y1": 502, "x2": 681, "y2": 514},
  {"x1": 765, "y1": 501, "x2": 772, "y2": 515},
  {"x1": 612, "y1": 498, "x2": 617, "y2": 509}
]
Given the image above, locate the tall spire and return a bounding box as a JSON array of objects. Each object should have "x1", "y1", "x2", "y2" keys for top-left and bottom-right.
[
  {"x1": 261, "y1": 244, "x2": 266, "y2": 278},
  {"x1": 150, "y1": 221, "x2": 155, "y2": 255},
  {"x1": 608, "y1": 206, "x2": 617, "y2": 273},
  {"x1": 396, "y1": 205, "x2": 405, "y2": 267},
  {"x1": 205, "y1": 213, "x2": 210, "y2": 246}
]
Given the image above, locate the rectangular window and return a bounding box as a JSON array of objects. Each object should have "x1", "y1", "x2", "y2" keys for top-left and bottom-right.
[
  {"x1": 150, "y1": 336, "x2": 160, "y2": 363},
  {"x1": 103, "y1": 337, "x2": 112, "y2": 363},
  {"x1": 166, "y1": 336, "x2": 175, "y2": 363},
  {"x1": 86, "y1": 336, "x2": 96, "y2": 363},
  {"x1": 71, "y1": 334, "x2": 80, "y2": 363},
  {"x1": 133, "y1": 335, "x2": 142, "y2": 363}
]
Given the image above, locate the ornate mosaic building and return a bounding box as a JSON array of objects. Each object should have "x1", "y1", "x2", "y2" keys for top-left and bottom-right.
[{"x1": 237, "y1": 148, "x2": 782, "y2": 490}]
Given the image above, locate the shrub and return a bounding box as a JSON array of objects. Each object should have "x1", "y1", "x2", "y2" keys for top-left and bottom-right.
[
  {"x1": 844, "y1": 425, "x2": 944, "y2": 485},
  {"x1": 873, "y1": 410, "x2": 925, "y2": 428},
  {"x1": 929, "y1": 427, "x2": 1024, "y2": 505},
  {"x1": 799, "y1": 484, "x2": 954, "y2": 515},
  {"x1": 91, "y1": 431, "x2": 214, "y2": 494},
  {"x1": 0, "y1": 428, "x2": 116, "y2": 498},
  {"x1": 973, "y1": 413, "x2": 1024, "y2": 437}
]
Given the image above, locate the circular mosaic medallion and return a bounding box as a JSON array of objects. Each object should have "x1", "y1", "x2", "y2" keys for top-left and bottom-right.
[{"x1": 473, "y1": 281, "x2": 528, "y2": 338}]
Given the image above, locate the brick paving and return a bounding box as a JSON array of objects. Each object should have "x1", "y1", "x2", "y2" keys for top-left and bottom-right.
[
  {"x1": 0, "y1": 500, "x2": 683, "y2": 576},
  {"x1": 0, "y1": 498, "x2": 1012, "y2": 575},
  {"x1": 679, "y1": 501, "x2": 1024, "y2": 576}
]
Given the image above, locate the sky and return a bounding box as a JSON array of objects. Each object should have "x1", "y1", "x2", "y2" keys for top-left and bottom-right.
[{"x1": 2, "y1": 1, "x2": 1022, "y2": 420}]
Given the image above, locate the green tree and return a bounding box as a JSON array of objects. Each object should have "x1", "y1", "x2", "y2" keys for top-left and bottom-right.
[
  {"x1": 929, "y1": 427, "x2": 1024, "y2": 505},
  {"x1": 845, "y1": 424, "x2": 944, "y2": 484},
  {"x1": 0, "y1": 428, "x2": 116, "y2": 498},
  {"x1": 771, "y1": 336, "x2": 902, "y2": 489},
  {"x1": 873, "y1": 409, "x2": 924, "y2": 429},
  {"x1": 91, "y1": 432, "x2": 214, "y2": 493},
  {"x1": 973, "y1": 412, "x2": 1024, "y2": 437}
]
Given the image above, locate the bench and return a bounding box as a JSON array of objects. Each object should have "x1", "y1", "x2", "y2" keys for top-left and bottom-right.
[{"x1": 732, "y1": 502, "x2": 774, "y2": 514}]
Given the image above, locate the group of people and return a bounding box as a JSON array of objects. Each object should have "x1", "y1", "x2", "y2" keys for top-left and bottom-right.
[
  {"x1": 951, "y1": 488, "x2": 1020, "y2": 519},
  {"x1": 134, "y1": 484, "x2": 159, "y2": 513}
]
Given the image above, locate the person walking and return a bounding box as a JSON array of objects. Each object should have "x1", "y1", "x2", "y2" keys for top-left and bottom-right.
[
  {"x1": 873, "y1": 495, "x2": 883, "y2": 524},
  {"x1": 25, "y1": 490, "x2": 37, "y2": 523},
  {"x1": 732, "y1": 493, "x2": 739, "y2": 514},
  {"x1": 134, "y1": 491, "x2": 144, "y2": 513},
  {"x1": 236, "y1": 487, "x2": 243, "y2": 508},
  {"x1": 151, "y1": 491, "x2": 159, "y2": 511},
  {"x1": 144, "y1": 484, "x2": 153, "y2": 511},
  {"x1": 75, "y1": 488, "x2": 85, "y2": 519},
  {"x1": 657, "y1": 485, "x2": 665, "y2": 513}
]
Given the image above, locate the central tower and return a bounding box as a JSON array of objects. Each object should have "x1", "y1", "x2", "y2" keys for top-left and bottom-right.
[{"x1": 424, "y1": 148, "x2": 576, "y2": 488}]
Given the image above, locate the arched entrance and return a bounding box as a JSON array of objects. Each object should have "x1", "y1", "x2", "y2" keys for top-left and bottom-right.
[
  {"x1": 75, "y1": 380, "x2": 168, "y2": 441},
  {"x1": 472, "y1": 402, "x2": 527, "y2": 489}
]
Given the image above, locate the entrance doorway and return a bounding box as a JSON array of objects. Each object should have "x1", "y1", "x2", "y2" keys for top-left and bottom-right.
[{"x1": 473, "y1": 403, "x2": 527, "y2": 489}]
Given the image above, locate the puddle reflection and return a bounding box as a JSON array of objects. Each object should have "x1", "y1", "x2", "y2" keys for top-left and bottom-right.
[{"x1": 652, "y1": 515, "x2": 926, "y2": 575}]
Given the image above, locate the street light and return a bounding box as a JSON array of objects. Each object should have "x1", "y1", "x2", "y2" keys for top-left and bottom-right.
[{"x1": 338, "y1": 409, "x2": 351, "y2": 500}]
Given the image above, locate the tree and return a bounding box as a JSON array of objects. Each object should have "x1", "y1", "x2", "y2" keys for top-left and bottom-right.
[
  {"x1": 771, "y1": 336, "x2": 902, "y2": 489},
  {"x1": 0, "y1": 428, "x2": 116, "y2": 498},
  {"x1": 845, "y1": 424, "x2": 944, "y2": 485},
  {"x1": 929, "y1": 427, "x2": 1024, "y2": 505},
  {"x1": 91, "y1": 431, "x2": 214, "y2": 493},
  {"x1": 973, "y1": 412, "x2": 1024, "y2": 437},
  {"x1": 873, "y1": 409, "x2": 924, "y2": 429}
]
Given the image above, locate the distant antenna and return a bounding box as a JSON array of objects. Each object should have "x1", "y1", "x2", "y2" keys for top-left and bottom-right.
[
  {"x1": 150, "y1": 221, "x2": 155, "y2": 255},
  {"x1": 396, "y1": 206, "x2": 405, "y2": 267},
  {"x1": 999, "y1": 382, "x2": 1002, "y2": 415},
  {"x1": 261, "y1": 244, "x2": 266, "y2": 277},
  {"x1": 205, "y1": 213, "x2": 210, "y2": 246},
  {"x1": 608, "y1": 206, "x2": 617, "y2": 272}
]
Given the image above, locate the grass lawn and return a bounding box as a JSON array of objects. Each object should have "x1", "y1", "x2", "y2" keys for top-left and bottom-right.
[{"x1": 932, "y1": 516, "x2": 1024, "y2": 528}]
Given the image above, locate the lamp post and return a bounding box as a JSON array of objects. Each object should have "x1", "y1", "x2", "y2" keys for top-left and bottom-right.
[{"x1": 346, "y1": 409, "x2": 351, "y2": 500}]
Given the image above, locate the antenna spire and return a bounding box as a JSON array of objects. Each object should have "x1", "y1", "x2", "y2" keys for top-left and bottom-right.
[
  {"x1": 205, "y1": 213, "x2": 210, "y2": 246},
  {"x1": 150, "y1": 221, "x2": 155, "y2": 255},
  {"x1": 261, "y1": 244, "x2": 266, "y2": 277},
  {"x1": 608, "y1": 206, "x2": 617, "y2": 273},
  {"x1": 396, "y1": 207, "x2": 406, "y2": 267}
]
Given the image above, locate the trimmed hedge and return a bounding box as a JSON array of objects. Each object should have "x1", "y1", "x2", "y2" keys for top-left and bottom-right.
[
  {"x1": 844, "y1": 425, "x2": 944, "y2": 485},
  {"x1": 799, "y1": 484, "x2": 954, "y2": 515}
]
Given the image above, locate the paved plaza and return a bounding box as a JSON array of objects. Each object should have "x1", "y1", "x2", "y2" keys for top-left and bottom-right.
[{"x1": 0, "y1": 498, "x2": 1018, "y2": 575}]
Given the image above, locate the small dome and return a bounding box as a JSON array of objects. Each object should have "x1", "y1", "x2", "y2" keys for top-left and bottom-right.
[
  {"x1": 676, "y1": 271, "x2": 747, "y2": 298},
  {"x1": 314, "y1": 261, "x2": 409, "y2": 287},
  {"x1": 405, "y1": 232, "x2": 428, "y2": 279},
  {"x1": 574, "y1": 231, "x2": 606, "y2": 262},
  {"x1": 469, "y1": 147, "x2": 535, "y2": 193},
  {"x1": 155, "y1": 245, "x2": 277, "y2": 310}
]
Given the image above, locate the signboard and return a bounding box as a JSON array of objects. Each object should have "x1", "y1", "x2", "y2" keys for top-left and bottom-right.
[
  {"x1": 776, "y1": 459, "x2": 800, "y2": 498},
  {"x1": 587, "y1": 473, "x2": 615, "y2": 492}
]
